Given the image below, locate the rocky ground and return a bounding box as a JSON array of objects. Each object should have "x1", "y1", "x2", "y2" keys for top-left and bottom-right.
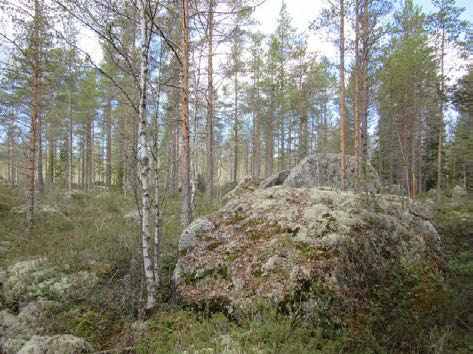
[
  {"x1": 0, "y1": 154, "x2": 471, "y2": 353},
  {"x1": 0, "y1": 258, "x2": 97, "y2": 353}
]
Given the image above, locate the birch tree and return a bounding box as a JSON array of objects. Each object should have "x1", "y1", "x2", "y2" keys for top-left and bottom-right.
[{"x1": 137, "y1": 0, "x2": 157, "y2": 311}]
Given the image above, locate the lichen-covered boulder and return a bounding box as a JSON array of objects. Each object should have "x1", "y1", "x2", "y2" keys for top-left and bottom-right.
[
  {"x1": 0, "y1": 301, "x2": 59, "y2": 354},
  {"x1": 18, "y1": 335, "x2": 92, "y2": 354},
  {"x1": 452, "y1": 185, "x2": 467, "y2": 197},
  {"x1": 0, "y1": 310, "x2": 35, "y2": 353},
  {"x1": 10, "y1": 205, "x2": 59, "y2": 214},
  {"x1": 283, "y1": 153, "x2": 381, "y2": 192},
  {"x1": 64, "y1": 190, "x2": 87, "y2": 201},
  {"x1": 123, "y1": 210, "x2": 141, "y2": 224},
  {"x1": 222, "y1": 176, "x2": 263, "y2": 204},
  {"x1": 173, "y1": 186, "x2": 443, "y2": 315},
  {"x1": 2, "y1": 259, "x2": 97, "y2": 308}
]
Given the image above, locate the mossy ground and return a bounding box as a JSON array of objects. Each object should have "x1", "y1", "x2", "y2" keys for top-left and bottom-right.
[{"x1": 0, "y1": 181, "x2": 471, "y2": 353}]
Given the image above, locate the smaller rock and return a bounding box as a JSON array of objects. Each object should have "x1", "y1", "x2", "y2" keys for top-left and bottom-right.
[
  {"x1": 452, "y1": 185, "x2": 467, "y2": 197},
  {"x1": 11, "y1": 205, "x2": 27, "y2": 213},
  {"x1": 64, "y1": 190, "x2": 86, "y2": 201},
  {"x1": 260, "y1": 169, "x2": 290, "y2": 189},
  {"x1": 417, "y1": 220, "x2": 440, "y2": 241},
  {"x1": 413, "y1": 199, "x2": 434, "y2": 220},
  {"x1": 10, "y1": 205, "x2": 60, "y2": 215},
  {"x1": 18, "y1": 335, "x2": 92, "y2": 354},
  {"x1": 173, "y1": 218, "x2": 215, "y2": 290},
  {"x1": 123, "y1": 210, "x2": 141, "y2": 224},
  {"x1": 38, "y1": 205, "x2": 60, "y2": 214}
]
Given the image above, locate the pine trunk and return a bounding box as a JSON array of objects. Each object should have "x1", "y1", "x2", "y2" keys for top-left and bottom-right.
[
  {"x1": 233, "y1": 71, "x2": 238, "y2": 185},
  {"x1": 48, "y1": 130, "x2": 54, "y2": 186},
  {"x1": 361, "y1": 0, "x2": 369, "y2": 162},
  {"x1": 26, "y1": 0, "x2": 40, "y2": 234},
  {"x1": 86, "y1": 120, "x2": 92, "y2": 191},
  {"x1": 181, "y1": 0, "x2": 192, "y2": 228},
  {"x1": 37, "y1": 110, "x2": 44, "y2": 193},
  {"x1": 67, "y1": 90, "x2": 73, "y2": 192},
  {"x1": 339, "y1": 0, "x2": 346, "y2": 191},
  {"x1": 354, "y1": 0, "x2": 360, "y2": 193},
  {"x1": 436, "y1": 28, "x2": 445, "y2": 200},
  {"x1": 106, "y1": 96, "x2": 112, "y2": 188},
  {"x1": 206, "y1": 0, "x2": 214, "y2": 201}
]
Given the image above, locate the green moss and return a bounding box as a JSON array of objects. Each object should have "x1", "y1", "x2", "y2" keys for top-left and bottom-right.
[
  {"x1": 248, "y1": 229, "x2": 263, "y2": 240},
  {"x1": 225, "y1": 249, "x2": 242, "y2": 261},
  {"x1": 295, "y1": 242, "x2": 315, "y2": 259},
  {"x1": 217, "y1": 266, "x2": 229, "y2": 280},
  {"x1": 206, "y1": 241, "x2": 219, "y2": 251}
]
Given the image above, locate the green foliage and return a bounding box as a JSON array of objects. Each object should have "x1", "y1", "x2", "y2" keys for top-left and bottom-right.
[
  {"x1": 375, "y1": 0, "x2": 441, "y2": 190},
  {"x1": 446, "y1": 68, "x2": 473, "y2": 192}
]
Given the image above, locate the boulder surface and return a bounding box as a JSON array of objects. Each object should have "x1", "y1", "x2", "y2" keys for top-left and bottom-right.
[{"x1": 173, "y1": 186, "x2": 442, "y2": 315}]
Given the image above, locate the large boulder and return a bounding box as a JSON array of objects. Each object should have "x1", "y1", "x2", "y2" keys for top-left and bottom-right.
[
  {"x1": 283, "y1": 153, "x2": 381, "y2": 192},
  {"x1": 173, "y1": 186, "x2": 443, "y2": 315}
]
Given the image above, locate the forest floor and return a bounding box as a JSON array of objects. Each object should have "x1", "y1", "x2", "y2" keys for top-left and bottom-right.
[{"x1": 0, "y1": 181, "x2": 471, "y2": 353}]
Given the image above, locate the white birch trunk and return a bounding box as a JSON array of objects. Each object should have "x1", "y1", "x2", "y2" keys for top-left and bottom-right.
[
  {"x1": 138, "y1": 0, "x2": 156, "y2": 311},
  {"x1": 153, "y1": 66, "x2": 163, "y2": 289}
]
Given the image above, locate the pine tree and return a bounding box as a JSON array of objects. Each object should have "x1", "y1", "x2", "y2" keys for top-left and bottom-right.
[{"x1": 428, "y1": 0, "x2": 468, "y2": 199}]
